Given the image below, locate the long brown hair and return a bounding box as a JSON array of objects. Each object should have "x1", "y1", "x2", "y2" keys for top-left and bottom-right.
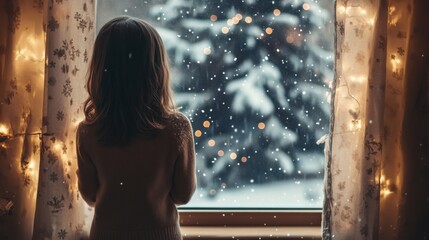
[{"x1": 84, "y1": 16, "x2": 175, "y2": 145}]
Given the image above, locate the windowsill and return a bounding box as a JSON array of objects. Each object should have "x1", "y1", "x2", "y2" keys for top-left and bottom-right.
[
  {"x1": 182, "y1": 226, "x2": 321, "y2": 239},
  {"x1": 179, "y1": 210, "x2": 322, "y2": 239}
]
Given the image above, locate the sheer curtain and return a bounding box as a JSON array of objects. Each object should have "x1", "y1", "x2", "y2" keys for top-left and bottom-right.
[
  {"x1": 0, "y1": 0, "x2": 95, "y2": 239},
  {"x1": 324, "y1": 0, "x2": 429, "y2": 239}
]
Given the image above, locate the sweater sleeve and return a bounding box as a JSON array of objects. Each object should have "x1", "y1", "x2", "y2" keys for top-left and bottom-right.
[
  {"x1": 170, "y1": 113, "x2": 197, "y2": 205},
  {"x1": 76, "y1": 123, "x2": 99, "y2": 207}
]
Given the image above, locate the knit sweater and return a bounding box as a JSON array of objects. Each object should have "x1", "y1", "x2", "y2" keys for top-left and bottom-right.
[{"x1": 76, "y1": 112, "x2": 196, "y2": 240}]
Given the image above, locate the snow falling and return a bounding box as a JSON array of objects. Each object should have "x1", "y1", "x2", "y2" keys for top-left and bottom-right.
[{"x1": 97, "y1": 0, "x2": 334, "y2": 208}]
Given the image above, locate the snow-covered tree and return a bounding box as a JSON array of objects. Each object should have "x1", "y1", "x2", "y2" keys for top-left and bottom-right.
[{"x1": 150, "y1": 0, "x2": 333, "y2": 196}]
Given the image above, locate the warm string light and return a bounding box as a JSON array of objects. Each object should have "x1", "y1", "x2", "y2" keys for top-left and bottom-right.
[{"x1": 380, "y1": 174, "x2": 396, "y2": 198}]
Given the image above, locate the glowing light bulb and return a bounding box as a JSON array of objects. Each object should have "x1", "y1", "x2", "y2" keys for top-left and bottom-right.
[
  {"x1": 221, "y1": 27, "x2": 229, "y2": 34},
  {"x1": 265, "y1": 27, "x2": 273, "y2": 35},
  {"x1": 273, "y1": 9, "x2": 281, "y2": 16},
  {"x1": 210, "y1": 15, "x2": 217, "y2": 21},
  {"x1": 208, "y1": 139, "x2": 216, "y2": 147},
  {"x1": 245, "y1": 16, "x2": 252, "y2": 24},
  {"x1": 203, "y1": 47, "x2": 211, "y2": 55},
  {"x1": 258, "y1": 122, "x2": 266, "y2": 130},
  {"x1": 217, "y1": 150, "x2": 224, "y2": 156},
  {"x1": 230, "y1": 152, "x2": 237, "y2": 160},
  {"x1": 235, "y1": 14, "x2": 243, "y2": 20},
  {"x1": 195, "y1": 130, "x2": 202, "y2": 137},
  {"x1": 302, "y1": 3, "x2": 311, "y2": 11},
  {"x1": 203, "y1": 120, "x2": 211, "y2": 128}
]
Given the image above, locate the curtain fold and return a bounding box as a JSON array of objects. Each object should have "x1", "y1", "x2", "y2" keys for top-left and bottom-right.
[
  {"x1": 324, "y1": 0, "x2": 429, "y2": 239},
  {"x1": 0, "y1": 0, "x2": 95, "y2": 239}
]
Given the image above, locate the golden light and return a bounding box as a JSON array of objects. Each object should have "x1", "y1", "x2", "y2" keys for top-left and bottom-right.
[
  {"x1": 349, "y1": 75, "x2": 366, "y2": 83},
  {"x1": 0, "y1": 124, "x2": 12, "y2": 142},
  {"x1": 349, "y1": 119, "x2": 362, "y2": 130},
  {"x1": 241, "y1": 156, "x2": 248, "y2": 163},
  {"x1": 221, "y1": 27, "x2": 229, "y2": 34},
  {"x1": 232, "y1": 17, "x2": 240, "y2": 25},
  {"x1": 235, "y1": 14, "x2": 243, "y2": 20},
  {"x1": 265, "y1": 27, "x2": 273, "y2": 35},
  {"x1": 230, "y1": 152, "x2": 237, "y2": 160},
  {"x1": 227, "y1": 19, "x2": 234, "y2": 26},
  {"x1": 338, "y1": 5, "x2": 346, "y2": 14},
  {"x1": 210, "y1": 15, "x2": 218, "y2": 21},
  {"x1": 258, "y1": 122, "x2": 266, "y2": 130},
  {"x1": 303, "y1": 3, "x2": 311, "y2": 11},
  {"x1": 245, "y1": 16, "x2": 252, "y2": 24},
  {"x1": 380, "y1": 174, "x2": 395, "y2": 198},
  {"x1": 286, "y1": 35, "x2": 294, "y2": 43},
  {"x1": 0, "y1": 124, "x2": 9, "y2": 135},
  {"x1": 203, "y1": 120, "x2": 211, "y2": 128},
  {"x1": 203, "y1": 47, "x2": 212, "y2": 55},
  {"x1": 208, "y1": 139, "x2": 216, "y2": 147},
  {"x1": 195, "y1": 130, "x2": 202, "y2": 137},
  {"x1": 53, "y1": 143, "x2": 62, "y2": 151},
  {"x1": 217, "y1": 150, "x2": 224, "y2": 156},
  {"x1": 273, "y1": 9, "x2": 281, "y2": 16}
]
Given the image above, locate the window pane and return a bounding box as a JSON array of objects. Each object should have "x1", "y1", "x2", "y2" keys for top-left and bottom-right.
[{"x1": 97, "y1": 0, "x2": 334, "y2": 208}]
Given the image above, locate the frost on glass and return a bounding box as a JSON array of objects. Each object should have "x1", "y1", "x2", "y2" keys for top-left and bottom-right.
[{"x1": 97, "y1": 0, "x2": 334, "y2": 208}]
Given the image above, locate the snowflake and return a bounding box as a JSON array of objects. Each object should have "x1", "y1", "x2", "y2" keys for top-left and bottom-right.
[
  {"x1": 53, "y1": 48, "x2": 66, "y2": 60},
  {"x1": 84, "y1": 49, "x2": 88, "y2": 63},
  {"x1": 71, "y1": 65, "x2": 79, "y2": 76},
  {"x1": 10, "y1": 78, "x2": 17, "y2": 90},
  {"x1": 47, "y1": 16, "x2": 59, "y2": 32},
  {"x1": 47, "y1": 195, "x2": 65, "y2": 213},
  {"x1": 56, "y1": 111, "x2": 64, "y2": 121},
  {"x1": 25, "y1": 83, "x2": 32, "y2": 93},
  {"x1": 61, "y1": 64, "x2": 69, "y2": 74},
  {"x1": 57, "y1": 229, "x2": 67, "y2": 239},
  {"x1": 62, "y1": 79, "x2": 73, "y2": 97},
  {"x1": 397, "y1": 47, "x2": 405, "y2": 56},
  {"x1": 78, "y1": 19, "x2": 88, "y2": 33},
  {"x1": 47, "y1": 151, "x2": 59, "y2": 165},
  {"x1": 49, "y1": 172, "x2": 58, "y2": 182},
  {"x1": 23, "y1": 174, "x2": 31, "y2": 187},
  {"x1": 48, "y1": 61, "x2": 56, "y2": 68},
  {"x1": 48, "y1": 76, "x2": 57, "y2": 86},
  {"x1": 74, "y1": 12, "x2": 82, "y2": 21},
  {"x1": 7, "y1": 4, "x2": 20, "y2": 33}
]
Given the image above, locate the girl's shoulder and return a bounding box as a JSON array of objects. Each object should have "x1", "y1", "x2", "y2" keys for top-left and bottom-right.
[{"x1": 165, "y1": 112, "x2": 193, "y2": 144}]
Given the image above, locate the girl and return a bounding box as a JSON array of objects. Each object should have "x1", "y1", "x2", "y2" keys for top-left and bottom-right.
[{"x1": 76, "y1": 16, "x2": 196, "y2": 240}]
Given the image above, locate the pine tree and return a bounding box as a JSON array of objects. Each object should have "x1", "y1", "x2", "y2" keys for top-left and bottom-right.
[{"x1": 150, "y1": 0, "x2": 333, "y2": 196}]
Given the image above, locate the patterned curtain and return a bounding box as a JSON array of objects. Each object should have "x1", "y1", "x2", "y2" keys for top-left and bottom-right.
[
  {"x1": 324, "y1": 0, "x2": 429, "y2": 239},
  {"x1": 0, "y1": 0, "x2": 95, "y2": 239}
]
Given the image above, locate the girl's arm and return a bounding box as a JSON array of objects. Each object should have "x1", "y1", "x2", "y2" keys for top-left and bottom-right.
[
  {"x1": 76, "y1": 123, "x2": 99, "y2": 207},
  {"x1": 170, "y1": 114, "x2": 197, "y2": 205}
]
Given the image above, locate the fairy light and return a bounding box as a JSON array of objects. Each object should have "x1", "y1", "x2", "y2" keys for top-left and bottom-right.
[
  {"x1": 245, "y1": 16, "x2": 252, "y2": 24},
  {"x1": 265, "y1": 27, "x2": 273, "y2": 35},
  {"x1": 227, "y1": 19, "x2": 234, "y2": 26},
  {"x1": 221, "y1": 27, "x2": 229, "y2": 34},
  {"x1": 217, "y1": 150, "x2": 224, "y2": 156},
  {"x1": 302, "y1": 3, "x2": 311, "y2": 11},
  {"x1": 380, "y1": 174, "x2": 395, "y2": 198},
  {"x1": 230, "y1": 152, "x2": 237, "y2": 160},
  {"x1": 258, "y1": 122, "x2": 265, "y2": 130},
  {"x1": 241, "y1": 156, "x2": 248, "y2": 163},
  {"x1": 232, "y1": 16, "x2": 240, "y2": 25},
  {"x1": 203, "y1": 120, "x2": 211, "y2": 128},
  {"x1": 273, "y1": 9, "x2": 281, "y2": 16},
  {"x1": 208, "y1": 139, "x2": 216, "y2": 147},
  {"x1": 203, "y1": 47, "x2": 211, "y2": 55},
  {"x1": 235, "y1": 14, "x2": 243, "y2": 20},
  {"x1": 195, "y1": 130, "x2": 202, "y2": 137},
  {"x1": 210, "y1": 15, "x2": 217, "y2": 21}
]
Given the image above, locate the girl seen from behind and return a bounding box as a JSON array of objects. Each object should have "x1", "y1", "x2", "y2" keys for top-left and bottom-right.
[{"x1": 76, "y1": 16, "x2": 196, "y2": 240}]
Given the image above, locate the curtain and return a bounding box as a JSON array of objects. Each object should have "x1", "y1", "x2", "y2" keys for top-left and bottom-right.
[
  {"x1": 0, "y1": 0, "x2": 95, "y2": 239},
  {"x1": 324, "y1": 0, "x2": 429, "y2": 239}
]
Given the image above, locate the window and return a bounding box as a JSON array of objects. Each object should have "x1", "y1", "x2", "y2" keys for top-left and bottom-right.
[{"x1": 97, "y1": 0, "x2": 334, "y2": 209}]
